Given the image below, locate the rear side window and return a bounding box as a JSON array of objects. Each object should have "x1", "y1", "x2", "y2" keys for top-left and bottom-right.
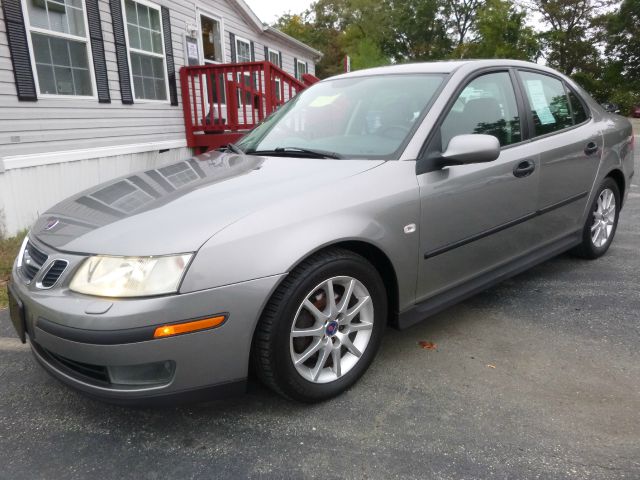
[
  {"x1": 568, "y1": 90, "x2": 588, "y2": 124},
  {"x1": 519, "y1": 71, "x2": 573, "y2": 136},
  {"x1": 440, "y1": 71, "x2": 521, "y2": 149}
]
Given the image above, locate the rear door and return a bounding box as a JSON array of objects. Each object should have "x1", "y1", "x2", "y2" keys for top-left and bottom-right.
[
  {"x1": 415, "y1": 70, "x2": 540, "y2": 302},
  {"x1": 516, "y1": 70, "x2": 601, "y2": 240}
]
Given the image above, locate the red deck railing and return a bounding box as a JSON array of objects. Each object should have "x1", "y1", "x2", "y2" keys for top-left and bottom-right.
[{"x1": 180, "y1": 61, "x2": 318, "y2": 151}]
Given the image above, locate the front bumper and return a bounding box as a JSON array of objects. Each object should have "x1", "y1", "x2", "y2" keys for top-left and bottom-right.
[{"x1": 9, "y1": 262, "x2": 284, "y2": 404}]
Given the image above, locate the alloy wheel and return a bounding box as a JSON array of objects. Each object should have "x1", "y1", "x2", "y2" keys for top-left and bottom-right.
[
  {"x1": 289, "y1": 276, "x2": 374, "y2": 384},
  {"x1": 591, "y1": 188, "x2": 616, "y2": 248}
]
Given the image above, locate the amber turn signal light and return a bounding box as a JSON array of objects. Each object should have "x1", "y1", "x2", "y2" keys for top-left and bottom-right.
[{"x1": 153, "y1": 315, "x2": 226, "y2": 338}]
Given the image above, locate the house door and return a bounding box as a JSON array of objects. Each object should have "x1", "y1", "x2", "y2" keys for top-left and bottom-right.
[{"x1": 199, "y1": 12, "x2": 227, "y2": 127}]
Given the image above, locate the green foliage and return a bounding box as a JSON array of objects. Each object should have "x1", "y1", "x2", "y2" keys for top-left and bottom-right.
[
  {"x1": 467, "y1": 0, "x2": 540, "y2": 60},
  {"x1": 609, "y1": 90, "x2": 640, "y2": 116},
  {"x1": 274, "y1": 0, "x2": 638, "y2": 111},
  {"x1": 0, "y1": 230, "x2": 27, "y2": 309}
]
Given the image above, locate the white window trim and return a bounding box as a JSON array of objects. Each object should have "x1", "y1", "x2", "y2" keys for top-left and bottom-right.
[
  {"x1": 267, "y1": 48, "x2": 280, "y2": 67},
  {"x1": 234, "y1": 35, "x2": 251, "y2": 63},
  {"x1": 20, "y1": 0, "x2": 98, "y2": 100},
  {"x1": 196, "y1": 9, "x2": 225, "y2": 65},
  {"x1": 296, "y1": 59, "x2": 307, "y2": 81},
  {"x1": 121, "y1": 0, "x2": 170, "y2": 104}
]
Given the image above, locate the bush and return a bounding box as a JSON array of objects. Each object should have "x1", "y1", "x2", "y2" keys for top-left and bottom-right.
[{"x1": 609, "y1": 90, "x2": 640, "y2": 116}]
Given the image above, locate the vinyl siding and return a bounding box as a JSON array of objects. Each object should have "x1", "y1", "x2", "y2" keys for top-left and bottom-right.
[{"x1": 0, "y1": 0, "x2": 317, "y2": 158}]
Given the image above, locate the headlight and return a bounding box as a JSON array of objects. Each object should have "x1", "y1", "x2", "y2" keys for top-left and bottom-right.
[{"x1": 69, "y1": 254, "x2": 193, "y2": 298}]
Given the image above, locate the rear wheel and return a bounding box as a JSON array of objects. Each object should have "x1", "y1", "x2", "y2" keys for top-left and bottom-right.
[
  {"x1": 252, "y1": 249, "x2": 386, "y2": 402},
  {"x1": 571, "y1": 178, "x2": 620, "y2": 259}
]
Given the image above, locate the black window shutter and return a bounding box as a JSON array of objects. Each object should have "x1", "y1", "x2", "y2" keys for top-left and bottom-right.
[
  {"x1": 229, "y1": 33, "x2": 236, "y2": 62},
  {"x1": 264, "y1": 46, "x2": 269, "y2": 62},
  {"x1": 249, "y1": 41, "x2": 255, "y2": 61},
  {"x1": 109, "y1": 0, "x2": 133, "y2": 104},
  {"x1": 278, "y1": 51, "x2": 283, "y2": 68},
  {"x1": 305, "y1": 62, "x2": 308, "y2": 77},
  {"x1": 161, "y1": 6, "x2": 177, "y2": 106},
  {"x1": 85, "y1": 0, "x2": 110, "y2": 103},
  {"x1": 294, "y1": 57, "x2": 298, "y2": 79},
  {"x1": 1, "y1": 0, "x2": 37, "y2": 101}
]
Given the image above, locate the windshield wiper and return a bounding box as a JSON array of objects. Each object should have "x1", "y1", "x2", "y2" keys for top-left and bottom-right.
[
  {"x1": 247, "y1": 147, "x2": 343, "y2": 159},
  {"x1": 217, "y1": 143, "x2": 245, "y2": 155}
]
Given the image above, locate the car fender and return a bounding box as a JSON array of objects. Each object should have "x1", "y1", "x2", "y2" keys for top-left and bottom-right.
[{"x1": 180, "y1": 161, "x2": 421, "y2": 312}]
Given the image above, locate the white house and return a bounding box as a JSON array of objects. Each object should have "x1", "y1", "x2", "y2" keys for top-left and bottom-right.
[{"x1": 0, "y1": 0, "x2": 321, "y2": 236}]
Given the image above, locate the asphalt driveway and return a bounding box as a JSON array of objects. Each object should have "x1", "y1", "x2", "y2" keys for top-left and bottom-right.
[{"x1": 1, "y1": 149, "x2": 638, "y2": 480}]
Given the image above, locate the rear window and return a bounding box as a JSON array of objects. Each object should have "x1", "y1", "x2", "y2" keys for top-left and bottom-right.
[{"x1": 519, "y1": 71, "x2": 573, "y2": 136}]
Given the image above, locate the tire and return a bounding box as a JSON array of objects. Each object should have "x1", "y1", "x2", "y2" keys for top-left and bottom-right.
[
  {"x1": 571, "y1": 177, "x2": 621, "y2": 259},
  {"x1": 251, "y1": 248, "x2": 387, "y2": 402}
]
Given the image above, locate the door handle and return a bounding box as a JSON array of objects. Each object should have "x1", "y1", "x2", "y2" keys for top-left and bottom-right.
[
  {"x1": 584, "y1": 142, "x2": 599, "y2": 155},
  {"x1": 513, "y1": 160, "x2": 536, "y2": 178}
]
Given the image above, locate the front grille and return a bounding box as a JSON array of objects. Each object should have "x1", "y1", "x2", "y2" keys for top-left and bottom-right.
[
  {"x1": 21, "y1": 241, "x2": 48, "y2": 282},
  {"x1": 40, "y1": 260, "x2": 68, "y2": 288}
]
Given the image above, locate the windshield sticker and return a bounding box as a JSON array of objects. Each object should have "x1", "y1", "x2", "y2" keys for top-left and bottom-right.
[
  {"x1": 309, "y1": 94, "x2": 341, "y2": 108},
  {"x1": 526, "y1": 80, "x2": 556, "y2": 125}
]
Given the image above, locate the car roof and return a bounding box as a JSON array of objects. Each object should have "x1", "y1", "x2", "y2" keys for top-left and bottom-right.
[{"x1": 329, "y1": 59, "x2": 558, "y2": 79}]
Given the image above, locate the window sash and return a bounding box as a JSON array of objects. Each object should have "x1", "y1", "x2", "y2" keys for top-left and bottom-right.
[
  {"x1": 296, "y1": 60, "x2": 307, "y2": 80},
  {"x1": 121, "y1": 0, "x2": 168, "y2": 102},
  {"x1": 268, "y1": 49, "x2": 280, "y2": 66},
  {"x1": 21, "y1": 0, "x2": 96, "y2": 98},
  {"x1": 235, "y1": 37, "x2": 251, "y2": 63},
  {"x1": 199, "y1": 13, "x2": 224, "y2": 64}
]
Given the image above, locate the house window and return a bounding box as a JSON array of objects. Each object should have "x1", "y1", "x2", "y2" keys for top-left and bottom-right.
[
  {"x1": 268, "y1": 49, "x2": 280, "y2": 67},
  {"x1": 296, "y1": 59, "x2": 307, "y2": 81},
  {"x1": 267, "y1": 50, "x2": 282, "y2": 101},
  {"x1": 235, "y1": 36, "x2": 251, "y2": 63},
  {"x1": 200, "y1": 13, "x2": 223, "y2": 63},
  {"x1": 123, "y1": 0, "x2": 168, "y2": 101},
  {"x1": 24, "y1": 0, "x2": 95, "y2": 96}
]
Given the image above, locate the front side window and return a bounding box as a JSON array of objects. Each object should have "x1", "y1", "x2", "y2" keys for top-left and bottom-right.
[
  {"x1": 200, "y1": 14, "x2": 223, "y2": 63},
  {"x1": 124, "y1": 0, "x2": 167, "y2": 101},
  {"x1": 519, "y1": 71, "x2": 573, "y2": 136},
  {"x1": 440, "y1": 71, "x2": 521, "y2": 149},
  {"x1": 25, "y1": 0, "x2": 94, "y2": 96},
  {"x1": 237, "y1": 74, "x2": 445, "y2": 159},
  {"x1": 235, "y1": 37, "x2": 251, "y2": 63}
]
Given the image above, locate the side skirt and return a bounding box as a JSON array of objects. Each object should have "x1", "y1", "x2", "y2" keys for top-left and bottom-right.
[{"x1": 396, "y1": 230, "x2": 582, "y2": 330}]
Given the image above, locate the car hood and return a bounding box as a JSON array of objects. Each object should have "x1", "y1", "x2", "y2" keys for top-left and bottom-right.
[{"x1": 32, "y1": 152, "x2": 385, "y2": 255}]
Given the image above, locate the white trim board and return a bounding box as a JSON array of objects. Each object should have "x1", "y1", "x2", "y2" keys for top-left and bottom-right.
[{"x1": 0, "y1": 139, "x2": 188, "y2": 171}]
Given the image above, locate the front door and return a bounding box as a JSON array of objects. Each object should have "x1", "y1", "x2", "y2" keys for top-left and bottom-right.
[
  {"x1": 416, "y1": 70, "x2": 540, "y2": 302},
  {"x1": 199, "y1": 12, "x2": 227, "y2": 126}
]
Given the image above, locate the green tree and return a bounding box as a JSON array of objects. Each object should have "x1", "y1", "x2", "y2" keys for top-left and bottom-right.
[
  {"x1": 605, "y1": 0, "x2": 640, "y2": 86},
  {"x1": 529, "y1": 0, "x2": 609, "y2": 75},
  {"x1": 467, "y1": 0, "x2": 540, "y2": 60},
  {"x1": 384, "y1": 0, "x2": 452, "y2": 61}
]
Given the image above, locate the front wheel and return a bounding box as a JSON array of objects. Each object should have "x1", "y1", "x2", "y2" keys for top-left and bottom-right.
[
  {"x1": 571, "y1": 177, "x2": 621, "y2": 259},
  {"x1": 252, "y1": 249, "x2": 387, "y2": 402}
]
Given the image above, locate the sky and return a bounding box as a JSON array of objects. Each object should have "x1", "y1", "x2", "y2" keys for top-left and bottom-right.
[{"x1": 244, "y1": 0, "x2": 313, "y2": 24}]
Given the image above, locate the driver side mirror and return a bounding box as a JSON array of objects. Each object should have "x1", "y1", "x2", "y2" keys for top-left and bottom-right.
[{"x1": 439, "y1": 134, "x2": 500, "y2": 167}]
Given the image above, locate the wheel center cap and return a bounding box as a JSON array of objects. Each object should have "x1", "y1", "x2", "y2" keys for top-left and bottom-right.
[{"x1": 325, "y1": 321, "x2": 339, "y2": 337}]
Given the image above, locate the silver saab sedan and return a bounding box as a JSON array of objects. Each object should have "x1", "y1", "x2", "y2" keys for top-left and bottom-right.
[{"x1": 7, "y1": 60, "x2": 635, "y2": 404}]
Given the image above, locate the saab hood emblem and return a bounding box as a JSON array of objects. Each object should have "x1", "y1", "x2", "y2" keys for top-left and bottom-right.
[{"x1": 44, "y1": 218, "x2": 59, "y2": 231}]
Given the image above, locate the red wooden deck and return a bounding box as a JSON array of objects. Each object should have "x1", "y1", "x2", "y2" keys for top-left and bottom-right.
[{"x1": 180, "y1": 61, "x2": 319, "y2": 152}]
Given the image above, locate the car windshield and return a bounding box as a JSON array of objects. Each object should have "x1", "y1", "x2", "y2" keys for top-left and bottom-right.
[{"x1": 237, "y1": 74, "x2": 446, "y2": 160}]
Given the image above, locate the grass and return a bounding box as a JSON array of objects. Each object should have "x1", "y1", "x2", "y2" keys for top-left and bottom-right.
[{"x1": 0, "y1": 231, "x2": 27, "y2": 309}]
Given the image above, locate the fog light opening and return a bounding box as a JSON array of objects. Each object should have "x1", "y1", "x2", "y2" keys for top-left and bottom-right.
[{"x1": 107, "y1": 360, "x2": 176, "y2": 386}]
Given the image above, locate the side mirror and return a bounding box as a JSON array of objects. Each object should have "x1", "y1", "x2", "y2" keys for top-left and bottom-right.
[{"x1": 439, "y1": 134, "x2": 500, "y2": 167}]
